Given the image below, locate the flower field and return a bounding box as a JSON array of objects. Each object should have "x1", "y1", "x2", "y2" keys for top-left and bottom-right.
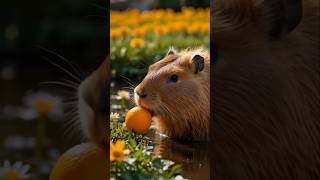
[
  {"x1": 110, "y1": 90, "x2": 184, "y2": 179},
  {"x1": 110, "y1": 7, "x2": 210, "y2": 80},
  {"x1": 110, "y1": 7, "x2": 210, "y2": 179}
]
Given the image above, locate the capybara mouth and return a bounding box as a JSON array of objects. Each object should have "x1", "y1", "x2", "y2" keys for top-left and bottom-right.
[
  {"x1": 141, "y1": 105, "x2": 158, "y2": 117},
  {"x1": 139, "y1": 100, "x2": 155, "y2": 113},
  {"x1": 140, "y1": 104, "x2": 156, "y2": 116},
  {"x1": 150, "y1": 110, "x2": 156, "y2": 116}
]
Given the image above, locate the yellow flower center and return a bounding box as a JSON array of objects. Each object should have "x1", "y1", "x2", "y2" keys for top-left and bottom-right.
[
  {"x1": 110, "y1": 140, "x2": 130, "y2": 161},
  {"x1": 32, "y1": 100, "x2": 54, "y2": 114},
  {"x1": 130, "y1": 38, "x2": 145, "y2": 48},
  {"x1": 118, "y1": 92, "x2": 129, "y2": 99},
  {"x1": 119, "y1": 28, "x2": 129, "y2": 36},
  {"x1": 110, "y1": 114, "x2": 118, "y2": 121},
  {"x1": 3, "y1": 170, "x2": 20, "y2": 180},
  {"x1": 112, "y1": 151, "x2": 122, "y2": 158}
]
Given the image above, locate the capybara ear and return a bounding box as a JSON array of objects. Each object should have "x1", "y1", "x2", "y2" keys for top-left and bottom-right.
[
  {"x1": 191, "y1": 55, "x2": 204, "y2": 74},
  {"x1": 266, "y1": 0, "x2": 302, "y2": 38},
  {"x1": 166, "y1": 47, "x2": 177, "y2": 56}
]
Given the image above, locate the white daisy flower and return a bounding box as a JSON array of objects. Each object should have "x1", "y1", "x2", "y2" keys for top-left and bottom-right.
[
  {"x1": 110, "y1": 82, "x2": 115, "y2": 88},
  {"x1": 174, "y1": 175, "x2": 188, "y2": 180},
  {"x1": 117, "y1": 90, "x2": 130, "y2": 100},
  {"x1": 3, "y1": 136, "x2": 35, "y2": 151},
  {"x1": 0, "y1": 160, "x2": 31, "y2": 180},
  {"x1": 111, "y1": 104, "x2": 121, "y2": 110},
  {"x1": 110, "y1": 112, "x2": 120, "y2": 121},
  {"x1": 23, "y1": 91, "x2": 63, "y2": 120}
]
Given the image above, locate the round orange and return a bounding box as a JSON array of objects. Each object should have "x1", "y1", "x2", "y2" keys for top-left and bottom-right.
[
  {"x1": 49, "y1": 142, "x2": 107, "y2": 180},
  {"x1": 125, "y1": 107, "x2": 152, "y2": 133}
]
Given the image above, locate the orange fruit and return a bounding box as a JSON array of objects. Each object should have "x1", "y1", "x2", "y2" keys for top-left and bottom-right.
[
  {"x1": 49, "y1": 142, "x2": 107, "y2": 180},
  {"x1": 125, "y1": 107, "x2": 152, "y2": 133}
]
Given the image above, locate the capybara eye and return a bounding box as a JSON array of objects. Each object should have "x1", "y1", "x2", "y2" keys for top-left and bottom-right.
[{"x1": 168, "y1": 74, "x2": 178, "y2": 83}]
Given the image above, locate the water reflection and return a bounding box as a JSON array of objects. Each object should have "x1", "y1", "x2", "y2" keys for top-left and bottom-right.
[{"x1": 153, "y1": 133, "x2": 210, "y2": 180}]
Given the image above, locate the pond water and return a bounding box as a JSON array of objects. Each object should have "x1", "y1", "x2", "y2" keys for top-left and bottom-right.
[{"x1": 151, "y1": 130, "x2": 210, "y2": 179}]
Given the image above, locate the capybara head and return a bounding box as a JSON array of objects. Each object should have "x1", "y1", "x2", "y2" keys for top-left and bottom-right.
[
  {"x1": 134, "y1": 48, "x2": 210, "y2": 140},
  {"x1": 212, "y1": 0, "x2": 319, "y2": 179},
  {"x1": 78, "y1": 59, "x2": 108, "y2": 144}
]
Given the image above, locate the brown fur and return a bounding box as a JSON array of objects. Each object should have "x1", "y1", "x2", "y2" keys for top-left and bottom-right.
[
  {"x1": 78, "y1": 59, "x2": 108, "y2": 144},
  {"x1": 212, "y1": 0, "x2": 320, "y2": 179},
  {"x1": 135, "y1": 48, "x2": 210, "y2": 140}
]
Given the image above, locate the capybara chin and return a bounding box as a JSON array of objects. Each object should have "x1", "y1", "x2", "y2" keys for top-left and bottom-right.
[
  {"x1": 134, "y1": 48, "x2": 210, "y2": 141},
  {"x1": 212, "y1": 0, "x2": 319, "y2": 179}
]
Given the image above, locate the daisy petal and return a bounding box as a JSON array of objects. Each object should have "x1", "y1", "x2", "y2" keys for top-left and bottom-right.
[
  {"x1": 21, "y1": 174, "x2": 30, "y2": 179},
  {"x1": 116, "y1": 140, "x2": 125, "y2": 149},
  {"x1": 13, "y1": 161, "x2": 22, "y2": 170},
  {"x1": 110, "y1": 154, "x2": 115, "y2": 161},
  {"x1": 123, "y1": 149, "x2": 130, "y2": 154},
  {"x1": 110, "y1": 141, "x2": 115, "y2": 149},
  {"x1": 20, "y1": 164, "x2": 31, "y2": 174},
  {"x1": 4, "y1": 160, "x2": 11, "y2": 169}
]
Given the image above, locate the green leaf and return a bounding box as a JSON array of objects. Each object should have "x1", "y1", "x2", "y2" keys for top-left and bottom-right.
[
  {"x1": 120, "y1": 173, "x2": 134, "y2": 180},
  {"x1": 152, "y1": 158, "x2": 163, "y2": 169},
  {"x1": 168, "y1": 164, "x2": 182, "y2": 177},
  {"x1": 137, "y1": 173, "x2": 153, "y2": 180}
]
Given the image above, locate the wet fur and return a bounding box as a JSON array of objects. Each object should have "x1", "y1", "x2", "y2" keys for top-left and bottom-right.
[
  {"x1": 212, "y1": 0, "x2": 320, "y2": 179},
  {"x1": 135, "y1": 48, "x2": 210, "y2": 140}
]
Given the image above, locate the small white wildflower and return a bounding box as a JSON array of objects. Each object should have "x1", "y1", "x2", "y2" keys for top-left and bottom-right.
[
  {"x1": 117, "y1": 90, "x2": 130, "y2": 100},
  {"x1": 111, "y1": 104, "x2": 121, "y2": 110},
  {"x1": 124, "y1": 158, "x2": 136, "y2": 165},
  {"x1": 174, "y1": 175, "x2": 187, "y2": 180},
  {"x1": 23, "y1": 91, "x2": 63, "y2": 119},
  {"x1": 163, "y1": 160, "x2": 174, "y2": 171},
  {"x1": 0, "y1": 160, "x2": 31, "y2": 180},
  {"x1": 110, "y1": 112, "x2": 120, "y2": 121},
  {"x1": 3, "y1": 136, "x2": 35, "y2": 151}
]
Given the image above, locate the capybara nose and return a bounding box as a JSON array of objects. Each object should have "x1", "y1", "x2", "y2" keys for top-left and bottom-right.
[{"x1": 137, "y1": 90, "x2": 147, "y2": 98}]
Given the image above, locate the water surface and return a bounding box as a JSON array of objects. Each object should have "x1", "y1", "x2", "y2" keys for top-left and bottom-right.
[{"x1": 152, "y1": 132, "x2": 210, "y2": 179}]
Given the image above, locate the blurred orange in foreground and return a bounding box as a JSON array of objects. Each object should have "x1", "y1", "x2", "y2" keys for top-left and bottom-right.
[
  {"x1": 49, "y1": 143, "x2": 107, "y2": 180},
  {"x1": 125, "y1": 107, "x2": 152, "y2": 133}
]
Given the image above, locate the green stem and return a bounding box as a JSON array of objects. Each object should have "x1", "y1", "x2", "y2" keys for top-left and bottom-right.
[
  {"x1": 121, "y1": 99, "x2": 126, "y2": 112},
  {"x1": 36, "y1": 115, "x2": 47, "y2": 158}
]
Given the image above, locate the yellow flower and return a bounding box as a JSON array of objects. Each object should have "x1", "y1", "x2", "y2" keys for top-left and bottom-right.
[
  {"x1": 201, "y1": 23, "x2": 210, "y2": 33},
  {"x1": 130, "y1": 38, "x2": 145, "y2": 48},
  {"x1": 118, "y1": 27, "x2": 130, "y2": 36},
  {"x1": 187, "y1": 24, "x2": 200, "y2": 34},
  {"x1": 131, "y1": 28, "x2": 146, "y2": 37},
  {"x1": 154, "y1": 25, "x2": 167, "y2": 36},
  {"x1": 110, "y1": 112, "x2": 120, "y2": 121},
  {"x1": 175, "y1": 22, "x2": 187, "y2": 31},
  {"x1": 110, "y1": 29, "x2": 120, "y2": 39},
  {"x1": 166, "y1": 24, "x2": 176, "y2": 33},
  {"x1": 110, "y1": 7, "x2": 210, "y2": 40},
  {"x1": 110, "y1": 140, "x2": 130, "y2": 161}
]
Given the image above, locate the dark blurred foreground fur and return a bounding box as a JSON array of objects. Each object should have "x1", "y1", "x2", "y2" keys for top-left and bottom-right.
[{"x1": 212, "y1": 0, "x2": 319, "y2": 179}]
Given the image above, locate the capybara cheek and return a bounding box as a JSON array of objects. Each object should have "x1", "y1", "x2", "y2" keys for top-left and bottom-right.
[{"x1": 134, "y1": 92, "x2": 140, "y2": 106}]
